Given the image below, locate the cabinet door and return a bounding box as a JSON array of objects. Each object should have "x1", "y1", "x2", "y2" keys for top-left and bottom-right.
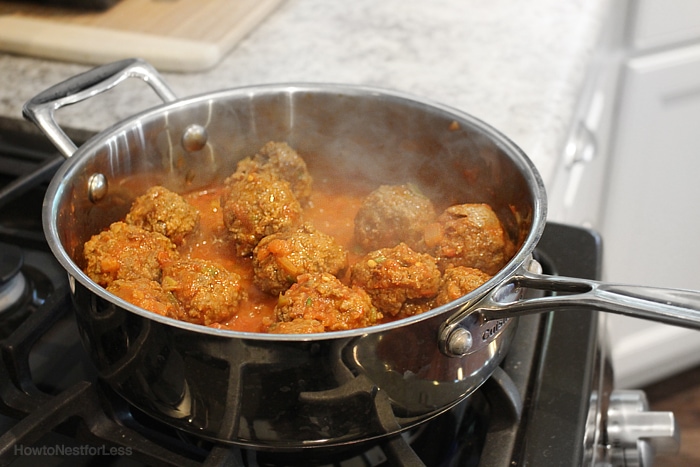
[
  {"x1": 601, "y1": 42, "x2": 700, "y2": 388},
  {"x1": 632, "y1": 0, "x2": 700, "y2": 51}
]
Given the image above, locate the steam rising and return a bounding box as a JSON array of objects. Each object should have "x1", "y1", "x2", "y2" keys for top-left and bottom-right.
[{"x1": 55, "y1": 86, "x2": 534, "y2": 263}]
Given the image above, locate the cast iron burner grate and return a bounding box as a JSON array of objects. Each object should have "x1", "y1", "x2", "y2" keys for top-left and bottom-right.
[{"x1": 0, "y1": 282, "x2": 243, "y2": 466}]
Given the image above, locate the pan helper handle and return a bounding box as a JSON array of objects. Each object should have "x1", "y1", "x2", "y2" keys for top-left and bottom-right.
[
  {"x1": 479, "y1": 269, "x2": 700, "y2": 330},
  {"x1": 22, "y1": 58, "x2": 177, "y2": 158}
]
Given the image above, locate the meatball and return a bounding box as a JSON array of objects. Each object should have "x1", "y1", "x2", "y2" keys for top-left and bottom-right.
[
  {"x1": 125, "y1": 185, "x2": 199, "y2": 245},
  {"x1": 107, "y1": 278, "x2": 182, "y2": 319},
  {"x1": 397, "y1": 297, "x2": 437, "y2": 317},
  {"x1": 354, "y1": 184, "x2": 436, "y2": 251},
  {"x1": 253, "y1": 223, "x2": 349, "y2": 296},
  {"x1": 266, "y1": 318, "x2": 325, "y2": 335},
  {"x1": 227, "y1": 141, "x2": 313, "y2": 203},
  {"x1": 161, "y1": 259, "x2": 247, "y2": 326},
  {"x1": 423, "y1": 204, "x2": 515, "y2": 275},
  {"x1": 350, "y1": 242, "x2": 441, "y2": 317},
  {"x1": 83, "y1": 221, "x2": 179, "y2": 287},
  {"x1": 220, "y1": 171, "x2": 303, "y2": 256},
  {"x1": 435, "y1": 266, "x2": 492, "y2": 306},
  {"x1": 271, "y1": 272, "x2": 382, "y2": 332}
]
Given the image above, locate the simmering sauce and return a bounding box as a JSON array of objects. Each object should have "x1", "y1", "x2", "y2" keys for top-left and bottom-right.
[
  {"x1": 85, "y1": 144, "x2": 514, "y2": 334},
  {"x1": 181, "y1": 175, "x2": 372, "y2": 332}
]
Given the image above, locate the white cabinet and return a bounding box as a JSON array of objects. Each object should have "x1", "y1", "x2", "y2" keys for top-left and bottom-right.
[
  {"x1": 600, "y1": 6, "x2": 700, "y2": 388},
  {"x1": 631, "y1": 0, "x2": 700, "y2": 51}
]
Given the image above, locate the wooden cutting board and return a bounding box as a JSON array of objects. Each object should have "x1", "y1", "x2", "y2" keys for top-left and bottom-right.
[{"x1": 0, "y1": 0, "x2": 285, "y2": 72}]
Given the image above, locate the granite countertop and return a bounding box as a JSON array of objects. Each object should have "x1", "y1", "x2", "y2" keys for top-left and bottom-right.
[{"x1": 0, "y1": 0, "x2": 612, "y2": 189}]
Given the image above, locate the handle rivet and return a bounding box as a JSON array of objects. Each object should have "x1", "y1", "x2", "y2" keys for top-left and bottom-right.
[
  {"x1": 447, "y1": 327, "x2": 473, "y2": 356},
  {"x1": 87, "y1": 173, "x2": 108, "y2": 203},
  {"x1": 182, "y1": 124, "x2": 208, "y2": 153}
]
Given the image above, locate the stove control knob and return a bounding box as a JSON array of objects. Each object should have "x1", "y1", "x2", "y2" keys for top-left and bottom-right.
[{"x1": 607, "y1": 389, "x2": 679, "y2": 467}]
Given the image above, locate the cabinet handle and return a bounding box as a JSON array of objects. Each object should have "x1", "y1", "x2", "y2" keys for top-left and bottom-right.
[{"x1": 565, "y1": 122, "x2": 597, "y2": 168}]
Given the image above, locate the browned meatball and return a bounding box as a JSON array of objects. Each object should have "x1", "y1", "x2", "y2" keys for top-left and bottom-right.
[
  {"x1": 271, "y1": 272, "x2": 382, "y2": 332},
  {"x1": 107, "y1": 278, "x2": 182, "y2": 319},
  {"x1": 83, "y1": 221, "x2": 179, "y2": 287},
  {"x1": 227, "y1": 141, "x2": 313, "y2": 203},
  {"x1": 161, "y1": 259, "x2": 247, "y2": 326},
  {"x1": 350, "y1": 242, "x2": 441, "y2": 317},
  {"x1": 220, "y1": 171, "x2": 303, "y2": 256},
  {"x1": 354, "y1": 184, "x2": 436, "y2": 251},
  {"x1": 396, "y1": 297, "x2": 437, "y2": 317},
  {"x1": 424, "y1": 204, "x2": 515, "y2": 275},
  {"x1": 253, "y1": 223, "x2": 348, "y2": 296},
  {"x1": 435, "y1": 266, "x2": 492, "y2": 306},
  {"x1": 125, "y1": 185, "x2": 199, "y2": 245},
  {"x1": 393, "y1": 267, "x2": 491, "y2": 316},
  {"x1": 266, "y1": 318, "x2": 325, "y2": 334}
]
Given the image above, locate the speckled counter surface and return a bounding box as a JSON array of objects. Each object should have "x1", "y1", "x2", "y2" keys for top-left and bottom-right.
[{"x1": 0, "y1": 0, "x2": 612, "y2": 188}]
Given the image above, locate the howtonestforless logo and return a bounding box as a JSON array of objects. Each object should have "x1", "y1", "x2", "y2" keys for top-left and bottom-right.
[{"x1": 13, "y1": 444, "x2": 132, "y2": 457}]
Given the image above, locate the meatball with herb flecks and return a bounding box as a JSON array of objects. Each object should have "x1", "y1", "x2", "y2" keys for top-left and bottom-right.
[
  {"x1": 226, "y1": 141, "x2": 313, "y2": 203},
  {"x1": 266, "y1": 318, "x2": 326, "y2": 334},
  {"x1": 354, "y1": 184, "x2": 436, "y2": 251},
  {"x1": 107, "y1": 278, "x2": 183, "y2": 319},
  {"x1": 423, "y1": 204, "x2": 515, "y2": 275},
  {"x1": 253, "y1": 223, "x2": 349, "y2": 296},
  {"x1": 270, "y1": 272, "x2": 382, "y2": 332},
  {"x1": 161, "y1": 258, "x2": 247, "y2": 326},
  {"x1": 83, "y1": 221, "x2": 179, "y2": 287},
  {"x1": 220, "y1": 171, "x2": 303, "y2": 256},
  {"x1": 390, "y1": 267, "x2": 492, "y2": 316},
  {"x1": 125, "y1": 185, "x2": 199, "y2": 245},
  {"x1": 435, "y1": 266, "x2": 492, "y2": 306},
  {"x1": 350, "y1": 242, "x2": 441, "y2": 317}
]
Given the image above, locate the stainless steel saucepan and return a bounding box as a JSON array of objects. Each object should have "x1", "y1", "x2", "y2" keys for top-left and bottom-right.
[{"x1": 23, "y1": 58, "x2": 700, "y2": 449}]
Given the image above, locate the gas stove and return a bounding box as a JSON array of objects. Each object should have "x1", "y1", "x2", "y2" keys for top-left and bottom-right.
[{"x1": 0, "y1": 128, "x2": 679, "y2": 466}]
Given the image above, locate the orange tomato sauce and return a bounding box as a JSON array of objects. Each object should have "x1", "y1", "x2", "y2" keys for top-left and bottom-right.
[{"x1": 179, "y1": 176, "x2": 372, "y2": 332}]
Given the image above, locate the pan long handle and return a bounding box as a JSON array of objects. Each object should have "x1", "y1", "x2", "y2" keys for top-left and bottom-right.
[
  {"x1": 22, "y1": 58, "x2": 177, "y2": 158},
  {"x1": 481, "y1": 270, "x2": 700, "y2": 329},
  {"x1": 439, "y1": 269, "x2": 700, "y2": 357}
]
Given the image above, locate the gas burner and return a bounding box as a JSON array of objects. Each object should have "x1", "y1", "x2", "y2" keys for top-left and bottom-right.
[
  {"x1": 0, "y1": 242, "x2": 27, "y2": 314},
  {"x1": 0, "y1": 245, "x2": 63, "y2": 340}
]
